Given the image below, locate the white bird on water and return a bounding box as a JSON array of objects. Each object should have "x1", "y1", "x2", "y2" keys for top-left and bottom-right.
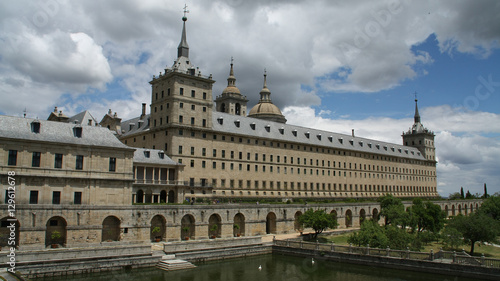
[
  {"x1": 312, "y1": 258, "x2": 315, "y2": 265},
  {"x1": 258, "y1": 265, "x2": 262, "y2": 271}
]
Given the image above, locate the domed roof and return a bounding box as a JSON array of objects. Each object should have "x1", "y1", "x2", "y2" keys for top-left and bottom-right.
[
  {"x1": 248, "y1": 103, "x2": 283, "y2": 116},
  {"x1": 222, "y1": 85, "x2": 241, "y2": 95},
  {"x1": 247, "y1": 71, "x2": 286, "y2": 123}
]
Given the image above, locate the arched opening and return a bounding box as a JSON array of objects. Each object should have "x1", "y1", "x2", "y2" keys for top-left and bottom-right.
[
  {"x1": 330, "y1": 210, "x2": 338, "y2": 220},
  {"x1": 46, "y1": 216, "x2": 67, "y2": 247},
  {"x1": 372, "y1": 208, "x2": 379, "y2": 221},
  {"x1": 234, "y1": 213, "x2": 245, "y2": 237},
  {"x1": 266, "y1": 212, "x2": 277, "y2": 234},
  {"x1": 150, "y1": 215, "x2": 166, "y2": 242},
  {"x1": 464, "y1": 205, "x2": 468, "y2": 215},
  {"x1": 220, "y1": 103, "x2": 226, "y2": 113},
  {"x1": 458, "y1": 205, "x2": 462, "y2": 214},
  {"x1": 181, "y1": 214, "x2": 195, "y2": 240},
  {"x1": 168, "y1": 190, "x2": 175, "y2": 203},
  {"x1": 452, "y1": 205, "x2": 456, "y2": 216},
  {"x1": 445, "y1": 205, "x2": 449, "y2": 217},
  {"x1": 345, "y1": 209, "x2": 353, "y2": 228},
  {"x1": 294, "y1": 211, "x2": 303, "y2": 232},
  {"x1": 208, "y1": 214, "x2": 222, "y2": 239},
  {"x1": 102, "y1": 216, "x2": 120, "y2": 242},
  {"x1": 359, "y1": 209, "x2": 366, "y2": 225},
  {"x1": 136, "y1": 190, "x2": 144, "y2": 203},
  {"x1": 470, "y1": 204, "x2": 474, "y2": 213},
  {"x1": 235, "y1": 103, "x2": 241, "y2": 115},
  {"x1": 160, "y1": 190, "x2": 167, "y2": 203},
  {"x1": 0, "y1": 217, "x2": 20, "y2": 248}
]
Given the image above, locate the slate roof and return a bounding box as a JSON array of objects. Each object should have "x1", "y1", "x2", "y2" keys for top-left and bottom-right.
[
  {"x1": 212, "y1": 112, "x2": 426, "y2": 161},
  {"x1": 120, "y1": 115, "x2": 150, "y2": 136},
  {"x1": 0, "y1": 115, "x2": 133, "y2": 150},
  {"x1": 133, "y1": 148, "x2": 180, "y2": 165},
  {"x1": 68, "y1": 110, "x2": 99, "y2": 126}
]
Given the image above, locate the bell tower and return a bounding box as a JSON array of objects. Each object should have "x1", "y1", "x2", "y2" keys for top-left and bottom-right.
[
  {"x1": 402, "y1": 97, "x2": 436, "y2": 162},
  {"x1": 215, "y1": 58, "x2": 248, "y2": 116}
]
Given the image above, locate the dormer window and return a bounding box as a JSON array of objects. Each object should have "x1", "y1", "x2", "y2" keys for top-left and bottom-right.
[
  {"x1": 129, "y1": 123, "x2": 135, "y2": 130},
  {"x1": 292, "y1": 130, "x2": 297, "y2": 137},
  {"x1": 328, "y1": 136, "x2": 333, "y2": 142},
  {"x1": 31, "y1": 120, "x2": 41, "y2": 134},
  {"x1": 398, "y1": 148, "x2": 402, "y2": 153},
  {"x1": 250, "y1": 123, "x2": 256, "y2": 130},
  {"x1": 338, "y1": 138, "x2": 343, "y2": 144},
  {"x1": 317, "y1": 134, "x2": 321, "y2": 140},
  {"x1": 349, "y1": 139, "x2": 354, "y2": 145},
  {"x1": 305, "y1": 132, "x2": 310, "y2": 138},
  {"x1": 138, "y1": 120, "x2": 143, "y2": 128},
  {"x1": 384, "y1": 146, "x2": 388, "y2": 151},
  {"x1": 217, "y1": 117, "x2": 223, "y2": 125},
  {"x1": 234, "y1": 120, "x2": 240, "y2": 128},
  {"x1": 279, "y1": 127, "x2": 284, "y2": 135},
  {"x1": 405, "y1": 149, "x2": 409, "y2": 154},
  {"x1": 391, "y1": 147, "x2": 395, "y2": 152},
  {"x1": 158, "y1": 152, "x2": 165, "y2": 159},
  {"x1": 265, "y1": 125, "x2": 271, "y2": 132},
  {"x1": 368, "y1": 143, "x2": 372, "y2": 148},
  {"x1": 144, "y1": 151, "x2": 150, "y2": 158},
  {"x1": 73, "y1": 126, "x2": 82, "y2": 138},
  {"x1": 359, "y1": 141, "x2": 363, "y2": 147}
]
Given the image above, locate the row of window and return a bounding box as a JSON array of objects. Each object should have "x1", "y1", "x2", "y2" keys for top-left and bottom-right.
[
  {"x1": 153, "y1": 115, "x2": 208, "y2": 128},
  {"x1": 154, "y1": 88, "x2": 208, "y2": 101},
  {"x1": 176, "y1": 146, "x2": 434, "y2": 176},
  {"x1": 6, "y1": 150, "x2": 117, "y2": 172},
  {"x1": 206, "y1": 178, "x2": 434, "y2": 193},
  {"x1": 5, "y1": 190, "x2": 82, "y2": 205}
]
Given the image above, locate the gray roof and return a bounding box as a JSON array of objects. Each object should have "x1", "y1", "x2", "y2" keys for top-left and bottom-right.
[
  {"x1": 0, "y1": 115, "x2": 133, "y2": 150},
  {"x1": 68, "y1": 110, "x2": 99, "y2": 126},
  {"x1": 120, "y1": 115, "x2": 150, "y2": 137},
  {"x1": 212, "y1": 112, "x2": 426, "y2": 161},
  {"x1": 133, "y1": 148, "x2": 180, "y2": 165}
]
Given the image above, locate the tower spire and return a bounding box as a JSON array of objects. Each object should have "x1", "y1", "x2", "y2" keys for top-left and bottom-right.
[
  {"x1": 177, "y1": 5, "x2": 189, "y2": 58},
  {"x1": 414, "y1": 92, "x2": 420, "y2": 124},
  {"x1": 227, "y1": 57, "x2": 236, "y2": 87}
]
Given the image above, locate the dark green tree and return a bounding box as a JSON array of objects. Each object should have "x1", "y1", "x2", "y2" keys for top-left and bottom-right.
[
  {"x1": 448, "y1": 192, "x2": 461, "y2": 200},
  {"x1": 299, "y1": 209, "x2": 338, "y2": 239},
  {"x1": 447, "y1": 212, "x2": 500, "y2": 255},
  {"x1": 479, "y1": 195, "x2": 500, "y2": 221},
  {"x1": 483, "y1": 183, "x2": 489, "y2": 199},
  {"x1": 385, "y1": 225, "x2": 412, "y2": 250},
  {"x1": 465, "y1": 190, "x2": 473, "y2": 199},
  {"x1": 348, "y1": 220, "x2": 388, "y2": 248},
  {"x1": 460, "y1": 187, "x2": 465, "y2": 199},
  {"x1": 409, "y1": 198, "x2": 446, "y2": 234},
  {"x1": 441, "y1": 226, "x2": 464, "y2": 250},
  {"x1": 378, "y1": 194, "x2": 405, "y2": 226}
]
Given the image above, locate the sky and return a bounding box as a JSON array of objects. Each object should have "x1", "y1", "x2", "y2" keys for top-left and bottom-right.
[{"x1": 1, "y1": 0, "x2": 499, "y2": 197}]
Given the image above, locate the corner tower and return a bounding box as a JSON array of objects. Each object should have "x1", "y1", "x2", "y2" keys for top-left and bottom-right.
[
  {"x1": 148, "y1": 12, "x2": 215, "y2": 140},
  {"x1": 402, "y1": 98, "x2": 436, "y2": 162},
  {"x1": 215, "y1": 59, "x2": 248, "y2": 115}
]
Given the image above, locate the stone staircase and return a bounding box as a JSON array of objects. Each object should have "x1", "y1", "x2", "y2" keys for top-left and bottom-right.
[{"x1": 156, "y1": 255, "x2": 196, "y2": 271}]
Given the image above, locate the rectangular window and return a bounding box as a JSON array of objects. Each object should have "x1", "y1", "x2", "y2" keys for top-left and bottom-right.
[
  {"x1": 203, "y1": 92, "x2": 207, "y2": 99},
  {"x1": 178, "y1": 146, "x2": 183, "y2": 154},
  {"x1": 180, "y1": 88, "x2": 184, "y2": 95},
  {"x1": 54, "y1": 153, "x2": 63, "y2": 169},
  {"x1": 179, "y1": 115, "x2": 183, "y2": 123},
  {"x1": 191, "y1": 147, "x2": 195, "y2": 156},
  {"x1": 32, "y1": 152, "x2": 41, "y2": 167},
  {"x1": 191, "y1": 117, "x2": 195, "y2": 125},
  {"x1": 191, "y1": 90, "x2": 195, "y2": 97},
  {"x1": 8, "y1": 150, "x2": 17, "y2": 166},
  {"x1": 109, "y1": 157, "x2": 116, "y2": 172},
  {"x1": 52, "y1": 191, "x2": 61, "y2": 204},
  {"x1": 29, "y1": 191, "x2": 38, "y2": 204},
  {"x1": 74, "y1": 192, "x2": 82, "y2": 204},
  {"x1": 75, "y1": 155, "x2": 84, "y2": 170}
]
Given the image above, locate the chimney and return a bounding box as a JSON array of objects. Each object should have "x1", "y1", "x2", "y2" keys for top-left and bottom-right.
[
  {"x1": 141, "y1": 103, "x2": 146, "y2": 118},
  {"x1": 54, "y1": 106, "x2": 58, "y2": 113},
  {"x1": 352, "y1": 129, "x2": 355, "y2": 137}
]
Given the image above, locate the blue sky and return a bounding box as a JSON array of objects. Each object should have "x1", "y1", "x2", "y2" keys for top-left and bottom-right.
[{"x1": 0, "y1": 0, "x2": 499, "y2": 197}]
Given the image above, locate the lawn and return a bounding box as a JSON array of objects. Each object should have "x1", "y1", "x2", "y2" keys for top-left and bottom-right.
[{"x1": 319, "y1": 232, "x2": 500, "y2": 259}]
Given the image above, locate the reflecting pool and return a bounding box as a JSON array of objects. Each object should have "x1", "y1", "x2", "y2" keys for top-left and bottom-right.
[{"x1": 39, "y1": 254, "x2": 480, "y2": 281}]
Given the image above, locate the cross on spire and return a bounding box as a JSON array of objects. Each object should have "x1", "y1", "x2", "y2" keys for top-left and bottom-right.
[{"x1": 414, "y1": 91, "x2": 418, "y2": 102}]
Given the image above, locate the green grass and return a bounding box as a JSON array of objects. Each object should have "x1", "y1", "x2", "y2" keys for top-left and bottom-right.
[{"x1": 319, "y1": 232, "x2": 500, "y2": 259}]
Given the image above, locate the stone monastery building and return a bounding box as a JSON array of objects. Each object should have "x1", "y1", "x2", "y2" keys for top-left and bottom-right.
[{"x1": 109, "y1": 15, "x2": 439, "y2": 202}]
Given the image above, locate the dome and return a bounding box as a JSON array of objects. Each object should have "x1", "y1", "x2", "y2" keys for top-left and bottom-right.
[
  {"x1": 222, "y1": 85, "x2": 241, "y2": 95},
  {"x1": 248, "y1": 103, "x2": 283, "y2": 116}
]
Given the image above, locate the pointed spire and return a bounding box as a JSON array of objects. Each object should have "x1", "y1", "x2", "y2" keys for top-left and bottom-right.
[
  {"x1": 227, "y1": 57, "x2": 236, "y2": 87},
  {"x1": 414, "y1": 93, "x2": 421, "y2": 124},
  {"x1": 259, "y1": 69, "x2": 271, "y2": 102},
  {"x1": 177, "y1": 5, "x2": 189, "y2": 58},
  {"x1": 263, "y1": 68, "x2": 268, "y2": 89}
]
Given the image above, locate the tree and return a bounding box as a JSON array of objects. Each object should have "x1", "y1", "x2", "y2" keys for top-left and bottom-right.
[
  {"x1": 441, "y1": 226, "x2": 464, "y2": 250},
  {"x1": 465, "y1": 190, "x2": 473, "y2": 199},
  {"x1": 409, "y1": 198, "x2": 446, "y2": 234},
  {"x1": 448, "y1": 192, "x2": 461, "y2": 200},
  {"x1": 483, "y1": 183, "x2": 489, "y2": 199},
  {"x1": 299, "y1": 209, "x2": 338, "y2": 239},
  {"x1": 460, "y1": 187, "x2": 465, "y2": 199},
  {"x1": 348, "y1": 220, "x2": 388, "y2": 248},
  {"x1": 378, "y1": 194, "x2": 405, "y2": 226},
  {"x1": 479, "y1": 195, "x2": 500, "y2": 221},
  {"x1": 447, "y1": 213, "x2": 500, "y2": 255}
]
